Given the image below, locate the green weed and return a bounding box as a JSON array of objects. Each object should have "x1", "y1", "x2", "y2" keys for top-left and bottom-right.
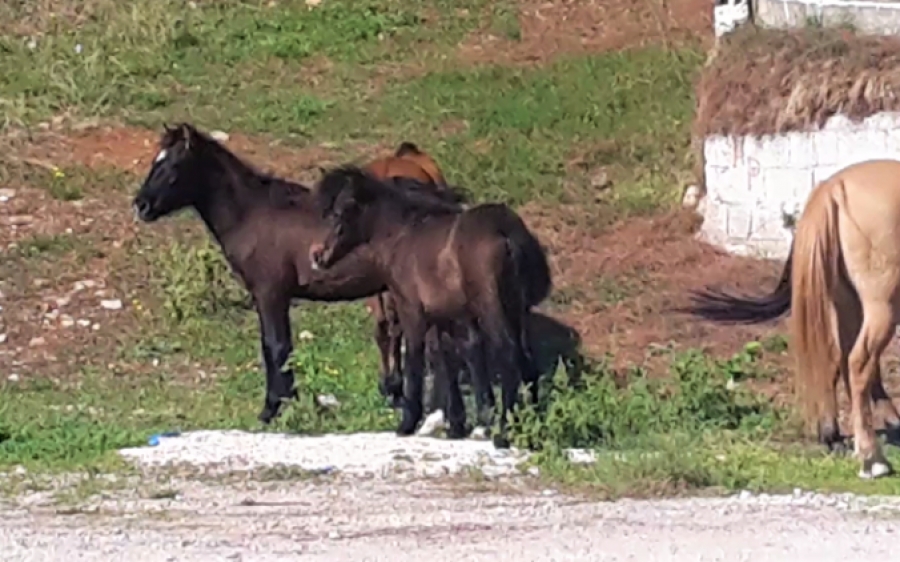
[
  {"x1": 509, "y1": 350, "x2": 779, "y2": 454},
  {"x1": 150, "y1": 238, "x2": 248, "y2": 324}
]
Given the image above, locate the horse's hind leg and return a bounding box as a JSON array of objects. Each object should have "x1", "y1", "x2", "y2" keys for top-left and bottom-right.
[
  {"x1": 848, "y1": 300, "x2": 895, "y2": 479},
  {"x1": 871, "y1": 367, "x2": 900, "y2": 435},
  {"x1": 478, "y1": 310, "x2": 523, "y2": 450},
  {"x1": 431, "y1": 327, "x2": 468, "y2": 439},
  {"x1": 460, "y1": 323, "x2": 496, "y2": 433},
  {"x1": 518, "y1": 312, "x2": 539, "y2": 405},
  {"x1": 373, "y1": 294, "x2": 404, "y2": 406}
]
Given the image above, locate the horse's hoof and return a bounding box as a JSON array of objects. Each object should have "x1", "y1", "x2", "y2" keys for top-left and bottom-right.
[
  {"x1": 379, "y1": 378, "x2": 403, "y2": 399},
  {"x1": 396, "y1": 404, "x2": 422, "y2": 436},
  {"x1": 470, "y1": 426, "x2": 490, "y2": 441},
  {"x1": 258, "y1": 407, "x2": 278, "y2": 425},
  {"x1": 416, "y1": 410, "x2": 446, "y2": 437},
  {"x1": 492, "y1": 434, "x2": 511, "y2": 449},
  {"x1": 445, "y1": 422, "x2": 469, "y2": 440},
  {"x1": 859, "y1": 460, "x2": 893, "y2": 480}
]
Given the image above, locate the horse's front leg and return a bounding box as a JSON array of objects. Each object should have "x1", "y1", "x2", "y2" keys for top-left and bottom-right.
[
  {"x1": 255, "y1": 291, "x2": 296, "y2": 424},
  {"x1": 396, "y1": 308, "x2": 427, "y2": 436}
]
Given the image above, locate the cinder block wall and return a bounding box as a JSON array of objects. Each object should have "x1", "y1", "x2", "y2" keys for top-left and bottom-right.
[
  {"x1": 754, "y1": 0, "x2": 900, "y2": 35},
  {"x1": 699, "y1": 113, "x2": 900, "y2": 259}
]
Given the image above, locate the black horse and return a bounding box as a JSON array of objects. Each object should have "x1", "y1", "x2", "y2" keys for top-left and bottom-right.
[
  {"x1": 133, "y1": 123, "x2": 404, "y2": 425},
  {"x1": 308, "y1": 165, "x2": 551, "y2": 447}
]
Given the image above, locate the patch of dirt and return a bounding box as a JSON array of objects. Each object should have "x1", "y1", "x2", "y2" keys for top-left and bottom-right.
[
  {"x1": 16, "y1": 124, "x2": 364, "y2": 182},
  {"x1": 0, "y1": 124, "x2": 394, "y2": 379},
  {"x1": 459, "y1": 0, "x2": 713, "y2": 66},
  {"x1": 521, "y1": 204, "x2": 789, "y2": 378}
]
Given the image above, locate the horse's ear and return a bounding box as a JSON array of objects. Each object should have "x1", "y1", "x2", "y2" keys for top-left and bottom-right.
[{"x1": 180, "y1": 123, "x2": 193, "y2": 150}]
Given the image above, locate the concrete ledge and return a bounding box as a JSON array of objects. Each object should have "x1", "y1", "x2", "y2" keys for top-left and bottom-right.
[
  {"x1": 755, "y1": 0, "x2": 900, "y2": 35},
  {"x1": 699, "y1": 112, "x2": 900, "y2": 259}
]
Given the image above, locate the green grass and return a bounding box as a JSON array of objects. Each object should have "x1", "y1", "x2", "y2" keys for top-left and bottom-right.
[{"x1": 2, "y1": 0, "x2": 894, "y2": 499}]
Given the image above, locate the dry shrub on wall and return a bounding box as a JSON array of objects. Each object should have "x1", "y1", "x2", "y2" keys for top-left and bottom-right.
[{"x1": 694, "y1": 24, "x2": 900, "y2": 138}]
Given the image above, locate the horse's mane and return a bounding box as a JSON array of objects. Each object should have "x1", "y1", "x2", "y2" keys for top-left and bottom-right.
[
  {"x1": 317, "y1": 165, "x2": 463, "y2": 221},
  {"x1": 169, "y1": 123, "x2": 312, "y2": 208}
]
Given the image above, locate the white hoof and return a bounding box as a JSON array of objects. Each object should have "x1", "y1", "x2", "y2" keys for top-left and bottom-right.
[
  {"x1": 416, "y1": 410, "x2": 446, "y2": 436},
  {"x1": 859, "y1": 461, "x2": 893, "y2": 480},
  {"x1": 470, "y1": 426, "x2": 489, "y2": 441}
]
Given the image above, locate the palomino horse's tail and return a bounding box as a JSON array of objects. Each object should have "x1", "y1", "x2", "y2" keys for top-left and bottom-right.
[
  {"x1": 394, "y1": 142, "x2": 449, "y2": 189},
  {"x1": 790, "y1": 181, "x2": 843, "y2": 435},
  {"x1": 681, "y1": 245, "x2": 793, "y2": 323}
]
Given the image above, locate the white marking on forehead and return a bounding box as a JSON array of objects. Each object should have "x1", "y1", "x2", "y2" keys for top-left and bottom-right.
[{"x1": 154, "y1": 149, "x2": 168, "y2": 164}]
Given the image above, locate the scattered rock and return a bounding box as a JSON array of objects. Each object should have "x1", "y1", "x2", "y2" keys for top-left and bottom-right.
[
  {"x1": 4, "y1": 215, "x2": 33, "y2": 226},
  {"x1": 76, "y1": 319, "x2": 92, "y2": 328},
  {"x1": 590, "y1": 169, "x2": 611, "y2": 190},
  {"x1": 7, "y1": 373, "x2": 19, "y2": 382},
  {"x1": 60, "y1": 316, "x2": 75, "y2": 328},
  {"x1": 28, "y1": 337, "x2": 46, "y2": 347},
  {"x1": 306, "y1": 0, "x2": 323, "y2": 6},
  {"x1": 316, "y1": 394, "x2": 341, "y2": 409},
  {"x1": 0, "y1": 188, "x2": 16, "y2": 202},
  {"x1": 210, "y1": 130, "x2": 230, "y2": 142},
  {"x1": 100, "y1": 299, "x2": 123, "y2": 310},
  {"x1": 0, "y1": 334, "x2": 6, "y2": 344},
  {"x1": 73, "y1": 280, "x2": 98, "y2": 292}
]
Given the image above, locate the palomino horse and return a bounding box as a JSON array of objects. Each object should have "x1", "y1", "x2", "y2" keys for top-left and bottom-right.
[{"x1": 684, "y1": 159, "x2": 900, "y2": 479}]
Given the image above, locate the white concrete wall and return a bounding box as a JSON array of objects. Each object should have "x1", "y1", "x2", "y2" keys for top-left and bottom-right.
[{"x1": 699, "y1": 112, "x2": 900, "y2": 259}]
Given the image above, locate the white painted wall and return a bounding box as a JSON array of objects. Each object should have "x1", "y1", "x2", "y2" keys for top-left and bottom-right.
[{"x1": 698, "y1": 112, "x2": 900, "y2": 259}]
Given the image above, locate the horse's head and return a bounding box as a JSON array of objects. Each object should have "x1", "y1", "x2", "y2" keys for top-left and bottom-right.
[
  {"x1": 309, "y1": 166, "x2": 379, "y2": 271},
  {"x1": 133, "y1": 123, "x2": 208, "y2": 222}
]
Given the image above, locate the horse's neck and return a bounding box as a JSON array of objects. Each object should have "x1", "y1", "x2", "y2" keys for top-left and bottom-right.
[{"x1": 192, "y1": 168, "x2": 255, "y2": 243}]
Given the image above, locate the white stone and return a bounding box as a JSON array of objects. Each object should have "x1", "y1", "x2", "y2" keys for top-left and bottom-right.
[
  {"x1": 100, "y1": 299, "x2": 123, "y2": 310},
  {"x1": 700, "y1": 112, "x2": 900, "y2": 259},
  {"x1": 210, "y1": 130, "x2": 230, "y2": 142}
]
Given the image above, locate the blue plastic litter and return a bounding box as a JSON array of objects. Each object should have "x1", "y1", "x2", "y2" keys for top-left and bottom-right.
[{"x1": 148, "y1": 430, "x2": 181, "y2": 447}]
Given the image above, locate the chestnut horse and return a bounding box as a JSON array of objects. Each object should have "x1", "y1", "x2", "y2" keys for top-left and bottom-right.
[
  {"x1": 683, "y1": 159, "x2": 900, "y2": 479},
  {"x1": 361, "y1": 143, "x2": 466, "y2": 405}
]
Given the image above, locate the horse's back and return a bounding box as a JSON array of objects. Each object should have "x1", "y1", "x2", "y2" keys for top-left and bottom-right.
[
  {"x1": 365, "y1": 157, "x2": 435, "y2": 185},
  {"x1": 832, "y1": 159, "x2": 900, "y2": 232}
]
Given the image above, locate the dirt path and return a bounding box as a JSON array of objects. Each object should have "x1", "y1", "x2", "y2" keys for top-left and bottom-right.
[{"x1": 3, "y1": 475, "x2": 900, "y2": 561}]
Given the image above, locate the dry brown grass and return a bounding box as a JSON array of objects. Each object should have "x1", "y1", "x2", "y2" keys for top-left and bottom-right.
[{"x1": 694, "y1": 25, "x2": 900, "y2": 138}]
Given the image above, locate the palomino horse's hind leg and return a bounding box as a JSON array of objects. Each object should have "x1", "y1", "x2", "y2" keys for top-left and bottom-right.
[
  {"x1": 871, "y1": 366, "x2": 900, "y2": 434},
  {"x1": 848, "y1": 302, "x2": 895, "y2": 479}
]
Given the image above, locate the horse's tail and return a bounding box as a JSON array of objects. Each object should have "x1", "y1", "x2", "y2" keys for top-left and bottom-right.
[
  {"x1": 483, "y1": 204, "x2": 552, "y2": 308},
  {"x1": 791, "y1": 180, "x2": 843, "y2": 437},
  {"x1": 394, "y1": 141, "x2": 449, "y2": 190},
  {"x1": 680, "y1": 244, "x2": 793, "y2": 324}
]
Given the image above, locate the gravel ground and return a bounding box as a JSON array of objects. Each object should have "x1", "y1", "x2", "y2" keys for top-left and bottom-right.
[{"x1": 3, "y1": 431, "x2": 900, "y2": 561}]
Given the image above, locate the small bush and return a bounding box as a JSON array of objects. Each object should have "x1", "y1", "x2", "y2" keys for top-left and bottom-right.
[
  {"x1": 509, "y1": 349, "x2": 780, "y2": 453},
  {"x1": 152, "y1": 238, "x2": 247, "y2": 323}
]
